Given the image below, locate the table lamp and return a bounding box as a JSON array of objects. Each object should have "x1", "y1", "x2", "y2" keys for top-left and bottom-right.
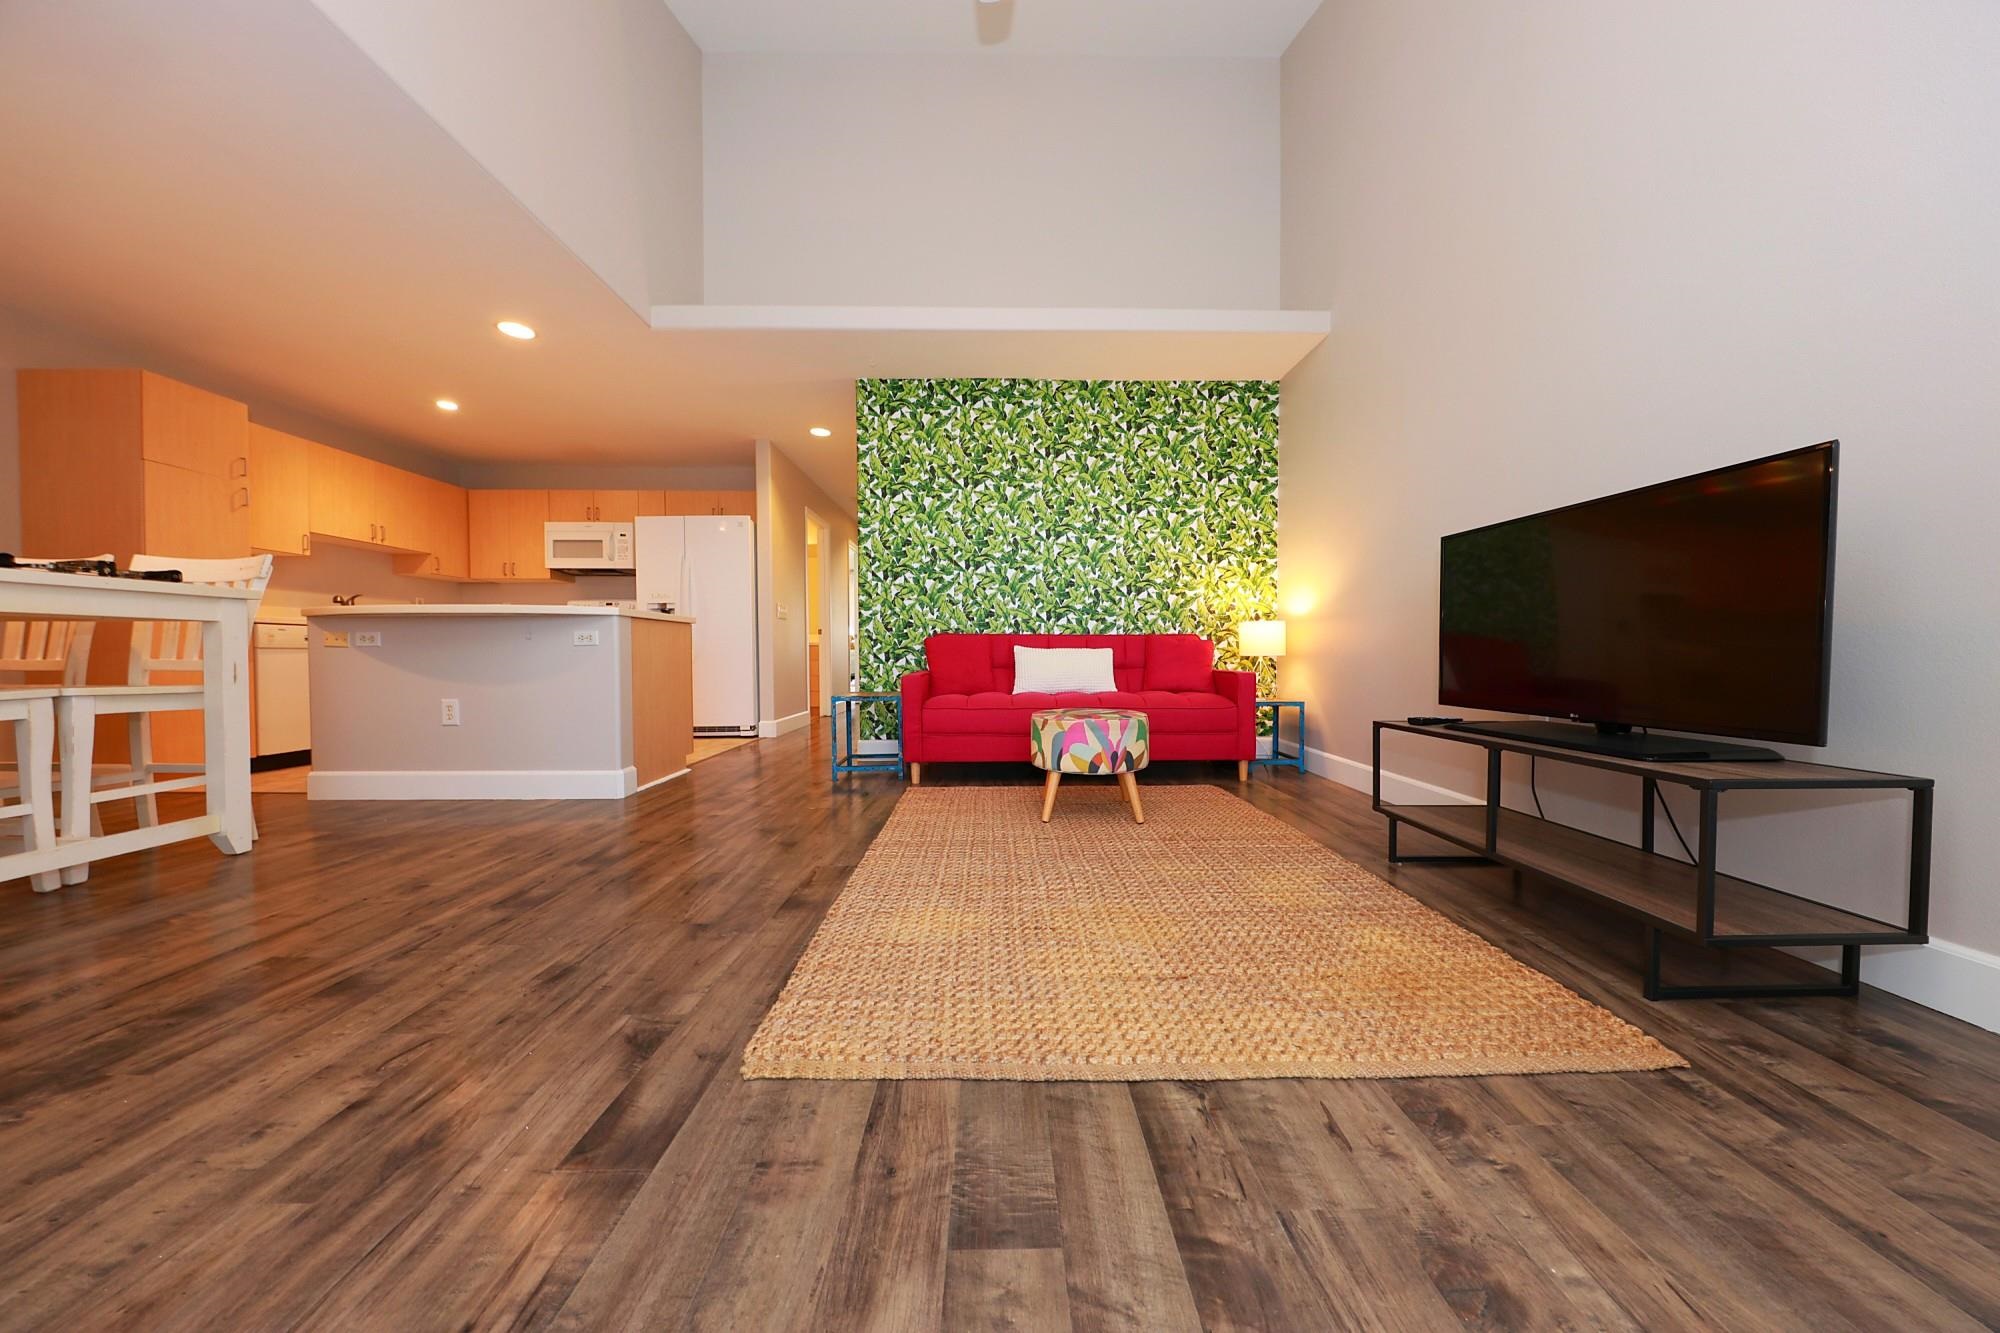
[{"x1": 1238, "y1": 618, "x2": 1286, "y2": 662}]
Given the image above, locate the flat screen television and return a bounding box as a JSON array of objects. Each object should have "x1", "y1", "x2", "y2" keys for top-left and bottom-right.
[{"x1": 1438, "y1": 442, "x2": 1837, "y2": 761}]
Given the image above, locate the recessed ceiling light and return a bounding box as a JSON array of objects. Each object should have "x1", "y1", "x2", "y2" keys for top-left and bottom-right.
[
  {"x1": 435, "y1": 398, "x2": 460, "y2": 412},
  {"x1": 809, "y1": 426, "x2": 832, "y2": 437},
  {"x1": 496, "y1": 320, "x2": 536, "y2": 340}
]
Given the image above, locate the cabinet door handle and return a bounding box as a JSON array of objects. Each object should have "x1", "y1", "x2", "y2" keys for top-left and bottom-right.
[
  {"x1": 300, "y1": 535, "x2": 309, "y2": 553},
  {"x1": 231, "y1": 487, "x2": 249, "y2": 510},
  {"x1": 231, "y1": 456, "x2": 249, "y2": 479}
]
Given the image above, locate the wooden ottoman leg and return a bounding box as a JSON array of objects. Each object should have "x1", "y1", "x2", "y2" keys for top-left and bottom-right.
[
  {"x1": 1238, "y1": 760, "x2": 1250, "y2": 782},
  {"x1": 1040, "y1": 770, "x2": 1061, "y2": 822},
  {"x1": 910, "y1": 763, "x2": 922, "y2": 786},
  {"x1": 1117, "y1": 771, "x2": 1144, "y2": 824}
]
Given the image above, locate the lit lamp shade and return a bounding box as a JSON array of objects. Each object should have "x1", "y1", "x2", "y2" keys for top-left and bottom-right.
[{"x1": 1239, "y1": 619, "x2": 1287, "y2": 657}]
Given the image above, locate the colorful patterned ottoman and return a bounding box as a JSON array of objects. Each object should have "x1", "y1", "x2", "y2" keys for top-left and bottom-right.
[{"x1": 1029, "y1": 708, "x2": 1150, "y2": 824}]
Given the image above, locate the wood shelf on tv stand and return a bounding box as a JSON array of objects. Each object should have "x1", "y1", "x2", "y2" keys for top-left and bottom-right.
[{"x1": 1370, "y1": 721, "x2": 1933, "y2": 1000}]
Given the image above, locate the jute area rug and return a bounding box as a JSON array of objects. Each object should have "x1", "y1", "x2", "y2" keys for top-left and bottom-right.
[{"x1": 742, "y1": 785, "x2": 1684, "y2": 1081}]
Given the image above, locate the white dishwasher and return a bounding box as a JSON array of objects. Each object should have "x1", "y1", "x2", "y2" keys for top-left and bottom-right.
[{"x1": 254, "y1": 619, "x2": 311, "y2": 756}]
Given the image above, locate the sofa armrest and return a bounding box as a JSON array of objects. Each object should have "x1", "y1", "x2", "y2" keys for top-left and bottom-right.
[
  {"x1": 1212, "y1": 668, "x2": 1258, "y2": 760},
  {"x1": 899, "y1": 670, "x2": 932, "y2": 761}
]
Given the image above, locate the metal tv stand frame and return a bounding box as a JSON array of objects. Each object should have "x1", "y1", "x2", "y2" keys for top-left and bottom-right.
[
  {"x1": 1371, "y1": 721, "x2": 1932, "y2": 1000},
  {"x1": 1444, "y1": 718, "x2": 1784, "y2": 763}
]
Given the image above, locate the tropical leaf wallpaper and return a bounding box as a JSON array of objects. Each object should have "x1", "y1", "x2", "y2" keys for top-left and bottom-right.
[{"x1": 857, "y1": 379, "x2": 1279, "y2": 715}]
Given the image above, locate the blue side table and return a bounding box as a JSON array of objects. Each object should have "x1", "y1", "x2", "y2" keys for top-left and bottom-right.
[
  {"x1": 1251, "y1": 699, "x2": 1307, "y2": 774},
  {"x1": 831, "y1": 692, "x2": 905, "y2": 782}
]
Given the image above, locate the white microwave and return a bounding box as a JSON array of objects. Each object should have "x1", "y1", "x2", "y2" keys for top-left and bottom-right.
[{"x1": 544, "y1": 522, "x2": 634, "y2": 572}]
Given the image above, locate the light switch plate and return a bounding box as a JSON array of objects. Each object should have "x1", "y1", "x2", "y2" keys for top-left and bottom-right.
[{"x1": 322, "y1": 631, "x2": 349, "y2": 648}]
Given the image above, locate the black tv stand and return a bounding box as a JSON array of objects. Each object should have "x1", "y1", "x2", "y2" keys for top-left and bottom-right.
[
  {"x1": 1372, "y1": 722, "x2": 1932, "y2": 1000},
  {"x1": 1445, "y1": 719, "x2": 1783, "y2": 763}
]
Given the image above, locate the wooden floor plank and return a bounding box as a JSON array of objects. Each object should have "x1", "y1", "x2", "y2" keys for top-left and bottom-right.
[{"x1": 1045, "y1": 1084, "x2": 1202, "y2": 1333}]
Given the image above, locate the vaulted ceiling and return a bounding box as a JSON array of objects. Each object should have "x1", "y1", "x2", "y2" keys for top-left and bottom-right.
[{"x1": 0, "y1": 0, "x2": 1324, "y2": 509}]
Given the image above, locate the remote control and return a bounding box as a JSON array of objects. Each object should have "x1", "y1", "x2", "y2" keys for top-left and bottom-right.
[{"x1": 1405, "y1": 716, "x2": 1463, "y2": 726}]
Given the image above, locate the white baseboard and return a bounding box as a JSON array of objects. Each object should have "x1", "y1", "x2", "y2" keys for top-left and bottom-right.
[
  {"x1": 634, "y1": 766, "x2": 690, "y2": 792},
  {"x1": 1790, "y1": 939, "x2": 2000, "y2": 1034},
  {"x1": 307, "y1": 767, "x2": 639, "y2": 801},
  {"x1": 758, "y1": 709, "x2": 810, "y2": 738},
  {"x1": 1308, "y1": 743, "x2": 2000, "y2": 1035},
  {"x1": 1306, "y1": 744, "x2": 1480, "y2": 805}
]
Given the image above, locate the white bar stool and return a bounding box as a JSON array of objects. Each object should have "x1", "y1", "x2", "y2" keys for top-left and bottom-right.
[{"x1": 0, "y1": 688, "x2": 61, "y2": 893}]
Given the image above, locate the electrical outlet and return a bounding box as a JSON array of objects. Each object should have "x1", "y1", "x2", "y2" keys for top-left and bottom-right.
[
  {"x1": 322, "y1": 631, "x2": 349, "y2": 648},
  {"x1": 777, "y1": 604, "x2": 790, "y2": 621},
  {"x1": 441, "y1": 698, "x2": 460, "y2": 726},
  {"x1": 573, "y1": 628, "x2": 601, "y2": 646},
  {"x1": 353, "y1": 630, "x2": 383, "y2": 647}
]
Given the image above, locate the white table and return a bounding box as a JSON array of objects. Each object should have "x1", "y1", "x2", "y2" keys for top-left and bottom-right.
[{"x1": 0, "y1": 568, "x2": 258, "y2": 887}]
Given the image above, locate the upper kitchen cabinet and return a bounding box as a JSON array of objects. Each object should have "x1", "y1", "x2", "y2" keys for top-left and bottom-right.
[
  {"x1": 305, "y1": 445, "x2": 451, "y2": 557},
  {"x1": 548, "y1": 489, "x2": 641, "y2": 523},
  {"x1": 139, "y1": 370, "x2": 250, "y2": 481},
  {"x1": 665, "y1": 490, "x2": 756, "y2": 517},
  {"x1": 392, "y1": 475, "x2": 470, "y2": 580},
  {"x1": 467, "y1": 489, "x2": 552, "y2": 581},
  {"x1": 248, "y1": 424, "x2": 311, "y2": 556},
  {"x1": 306, "y1": 441, "x2": 381, "y2": 546},
  {"x1": 17, "y1": 368, "x2": 251, "y2": 561},
  {"x1": 143, "y1": 458, "x2": 250, "y2": 557}
]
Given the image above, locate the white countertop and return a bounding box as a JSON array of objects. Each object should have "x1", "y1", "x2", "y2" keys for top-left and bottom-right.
[{"x1": 301, "y1": 603, "x2": 694, "y2": 623}]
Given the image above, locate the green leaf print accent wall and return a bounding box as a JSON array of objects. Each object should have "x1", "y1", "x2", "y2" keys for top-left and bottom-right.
[{"x1": 857, "y1": 379, "x2": 1280, "y2": 704}]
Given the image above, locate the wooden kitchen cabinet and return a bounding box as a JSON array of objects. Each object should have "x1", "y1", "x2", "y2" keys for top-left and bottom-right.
[
  {"x1": 18, "y1": 368, "x2": 254, "y2": 770},
  {"x1": 546, "y1": 490, "x2": 595, "y2": 523},
  {"x1": 143, "y1": 460, "x2": 249, "y2": 556},
  {"x1": 306, "y1": 444, "x2": 443, "y2": 555},
  {"x1": 592, "y1": 490, "x2": 640, "y2": 522},
  {"x1": 548, "y1": 489, "x2": 640, "y2": 523},
  {"x1": 467, "y1": 489, "x2": 550, "y2": 580},
  {"x1": 248, "y1": 424, "x2": 312, "y2": 556},
  {"x1": 306, "y1": 441, "x2": 379, "y2": 545},
  {"x1": 425, "y1": 477, "x2": 469, "y2": 578},
  {"x1": 375, "y1": 465, "x2": 429, "y2": 553},
  {"x1": 18, "y1": 369, "x2": 251, "y2": 562},
  {"x1": 664, "y1": 489, "x2": 756, "y2": 517},
  {"x1": 139, "y1": 371, "x2": 250, "y2": 481},
  {"x1": 392, "y1": 475, "x2": 470, "y2": 580}
]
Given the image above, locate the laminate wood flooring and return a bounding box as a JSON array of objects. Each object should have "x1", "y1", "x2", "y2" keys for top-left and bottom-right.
[{"x1": 2, "y1": 733, "x2": 1996, "y2": 1330}]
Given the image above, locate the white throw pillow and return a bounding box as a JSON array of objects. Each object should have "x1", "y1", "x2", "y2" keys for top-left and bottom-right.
[{"x1": 1013, "y1": 646, "x2": 1118, "y2": 694}]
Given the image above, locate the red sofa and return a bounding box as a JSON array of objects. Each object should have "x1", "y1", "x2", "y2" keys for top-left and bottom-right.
[{"x1": 900, "y1": 632, "x2": 1257, "y2": 779}]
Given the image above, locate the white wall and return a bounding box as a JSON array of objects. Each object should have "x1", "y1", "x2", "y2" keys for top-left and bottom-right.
[
  {"x1": 703, "y1": 53, "x2": 1279, "y2": 309},
  {"x1": 308, "y1": 0, "x2": 704, "y2": 313},
  {"x1": 1279, "y1": 1, "x2": 2000, "y2": 1010}
]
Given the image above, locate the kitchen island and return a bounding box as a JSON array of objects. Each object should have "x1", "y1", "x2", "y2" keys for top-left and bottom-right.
[{"x1": 302, "y1": 605, "x2": 694, "y2": 799}]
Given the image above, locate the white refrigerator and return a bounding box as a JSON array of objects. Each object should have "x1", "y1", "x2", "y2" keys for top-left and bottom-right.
[{"x1": 635, "y1": 515, "x2": 760, "y2": 735}]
